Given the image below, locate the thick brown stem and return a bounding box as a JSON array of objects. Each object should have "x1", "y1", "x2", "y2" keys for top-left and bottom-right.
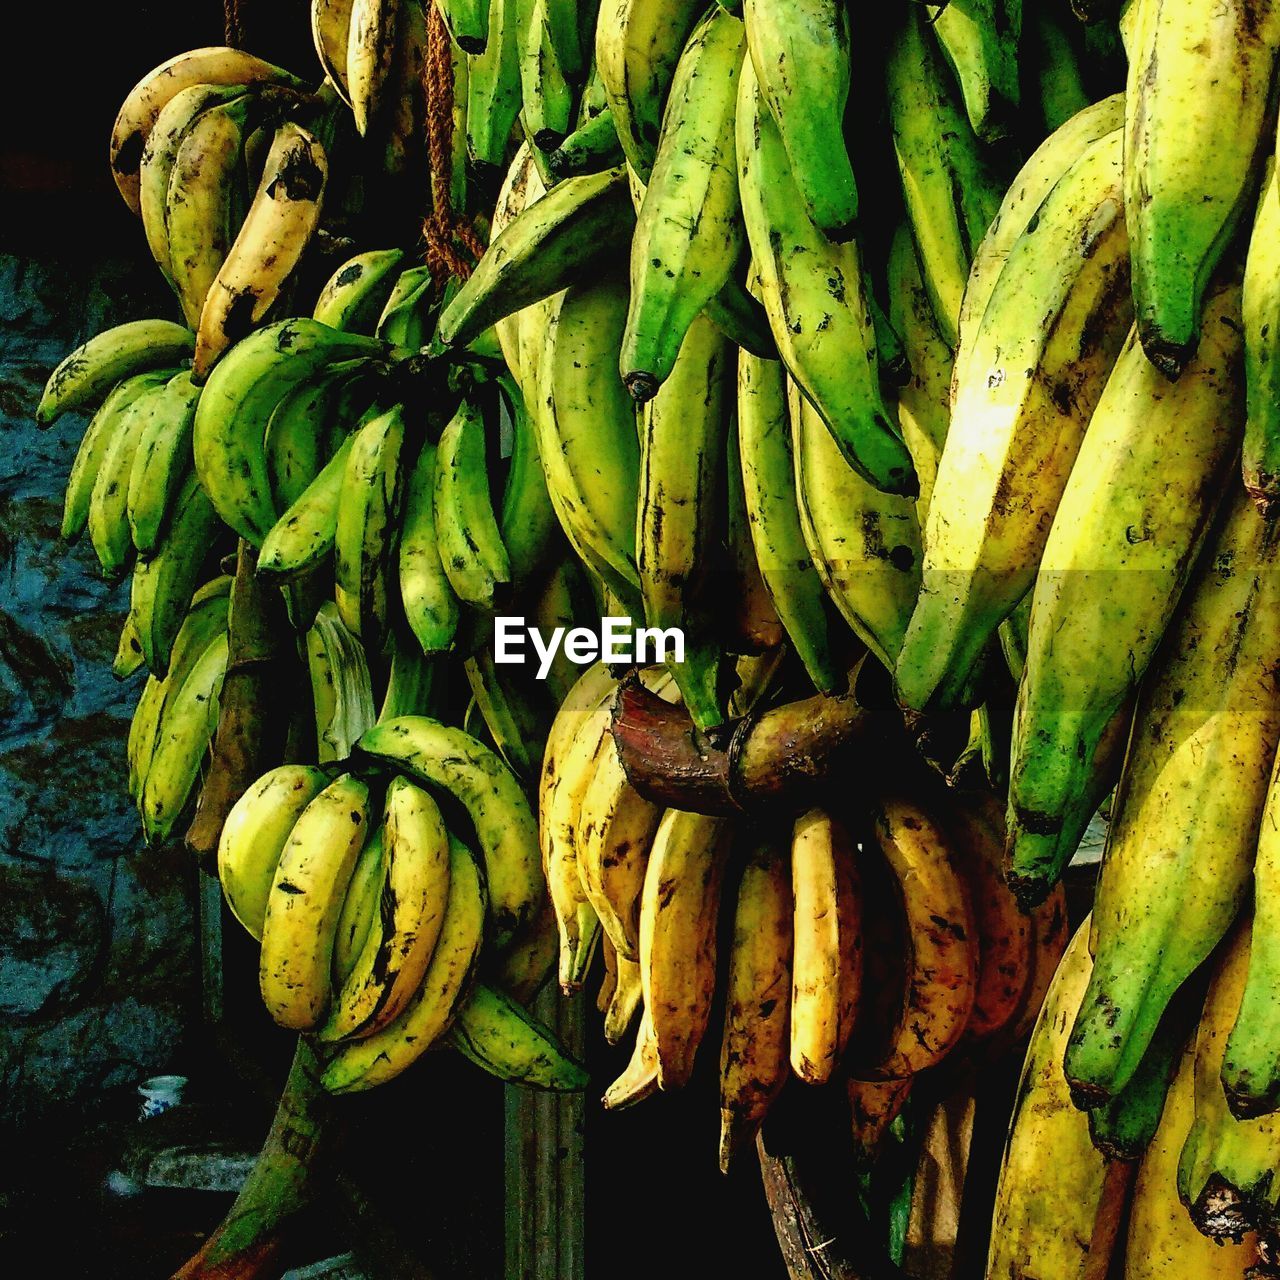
[
  {"x1": 171, "y1": 1040, "x2": 331, "y2": 1280},
  {"x1": 611, "y1": 673, "x2": 874, "y2": 816},
  {"x1": 186, "y1": 541, "x2": 298, "y2": 874}
]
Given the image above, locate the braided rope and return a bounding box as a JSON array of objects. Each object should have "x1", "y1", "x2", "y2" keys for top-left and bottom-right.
[{"x1": 223, "y1": 0, "x2": 247, "y2": 48}]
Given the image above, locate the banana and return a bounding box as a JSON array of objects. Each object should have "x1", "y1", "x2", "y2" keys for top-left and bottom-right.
[
  {"x1": 637, "y1": 314, "x2": 732, "y2": 728},
  {"x1": 438, "y1": 0, "x2": 490, "y2": 51},
  {"x1": 619, "y1": 7, "x2": 744, "y2": 401},
  {"x1": 333, "y1": 829, "x2": 385, "y2": 985},
  {"x1": 487, "y1": 895, "x2": 557, "y2": 1006},
  {"x1": 138, "y1": 84, "x2": 251, "y2": 285},
  {"x1": 1179, "y1": 917, "x2": 1280, "y2": 1242},
  {"x1": 38, "y1": 320, "x2": 194, "y2": 427},
  {"x1": 195, "y1": 121, "x2": 329, "y2": 376},
  {"x1": 218, "y1": 764, "x2": 332, "y2": 940},
  {"x1": 1124, "y1": 0, "x2": 1280, "y2": 377},
  {"x1": 789, "y1": 808, "x2": 860, "y2": 1085},
  {"x1": 109, "y1": 47, "x2": 302, "y2": 214},
  {"x1": 944, "y1": 791, "x2": 1031, "y2": 1043},
  {"x1": 1034, "y1": 13, "x2": 1090, "y2": 134},
  {"x1": 62, "y1": 369, "x2": 174, "y2": 542},
  {"x1": 790, "y1": 380, "x2": 921, "y2": 671},
  {"x1": 334, "y1": 404, "x2": 405, "y2": 655},
  {"x1": 375, "y1": 264, "x2": 437, "y2": 348},
  {"x1": 536, "y1": 273, "x2": 643, "y2": 600},
  {"x1": 718, "y1": 834, "x2": 792, "y2": 1172},
  {"x1": 885, "y1": 7, "x2": 1003, "y2": 347},
  {"x1": 258, "y1": 431, "x2": 359, "y2": 581},
  {"x1": 496, "y1": 375, "x2": 559, "y2": 589},
  {"x1": 897, "y1": 127, "x2": 1132, "y2": 713},
  {"x1": 127, "y1": 579, "x2": 230, "y2": 804},
  {"x1": 259, "y1": 772, "x2": 370, "y2": 1030},
  {"x1": 604, "y1": 952, "x2": 643, "y2": 1044},
  {"x1": 1243, "y1": 161, "x2": 1280, "y2": 509},
  {"x1": 489, "y1": 144, "x2": 541, "y2": 386},
  {"x1": 1004, "y1": 883, "x2": 1070, "y2": 1046},
  {"x1": 379, "y1": 626, "x2": 439, "y2": 720},
  {"x1": 741, "y1": 0, "x2": 856, "y2": 239},
  {"x1": 130, "y1": 471, "x2": 223, "y2": 674},
  {"x1": 433, "y1": 397, "x2": 510, "y2": 610},
  {"x1": 321, "y1": 835, "x2": 488, "y2": 1092},
  {"x1": 1067, "y1": 490, "x2": 1280, "y2": 1104},
  {"x1": 313, "y1": 249, "x2": 406, "y2": 333},
  {"x1": 1225, "y1": 739, "x2": 1280, "y2": 1117},
  {"x1": 113, "y1": 612, "x2": 145, "y2": 679},
  {"x1": 639, "y1": 809, "x2": 730, "y2": 1091},
  {"x1": 520, "y1": 0, "x2": 577, "y2": 149},
  {"x1": 987, "y1": 917, "x2": 1129, "y2": 1280},
  {"x1": 847, "y1": 1077, "x2": 913, "y2": 1167},
  {"x1": 736, "y1": 350, "x2": 838, "y2": 693},
  {"x1": 1126, "y1": 1041, "x2": 1259, "y2": 1278},
  {"x1": 593, "y1": 0, "x2": 704, "y2": 179},
  {"x1": 193, "y1": 317, "x2": 385, "y2": 546},
  {"x1": 464, "y1": 643, "x2": 551, "y2": 781},
  {"x1": 954, "y1": 94, "x2": 1124, "y2": 390},
  {"x1": 466, "y1": 0, "x2": 521, "y2": 172},
  {"x1": 437, "y1": 166, "x2": 633, "y2": 349},
  {"x1": 358, "y1": 716, "x2": 543, "y2": 948},
  {"x1": 867, "y1": 790, "x2": 977, "y2": 1077},
  {"x1": 1006, "y1": 284, "x2": 1244, "y2": 904},
  {"x1": 737, "y1": 60, "x2": 915, "y2": 497},
  {"x1": 449, "y1": 982, "x2": 588, "y2": 1089},
  {"x1": 139, "y1": 629, "x2": 228, "y2": 840},
  {"x1": 312, "y1": 0, "x2": 356, "y2": 100},
  {"x1": 398, "y1": 442, "x2": 460, "y2": 654},
  {"x1": 547, "y1": 105, "x2": 623, "y2": 180},
  {"x1": 126, "y1": 369, "x2": 203, "y2": 556},
  {"x1": 165, "y1": 94, "x2": 254, "y2": 328},
  {"x1": 319, "y1": 775, "x2": 451, "y2": 1041},
  {"x1": 887, "y1": 225, "x2": 952, "y2": 526},
  {"x1": 926, "y1": 0, "x2": 1022, "y2": 143},
  {"x1": 603, "y1": 1007, "x2": 660, "y2": 1109},
  {"x1": 88, "y1": 376, "x2": 176, "y2": 578},
  {"x1": 347, "y1": 0, "x2": 400, "y2": 135}
]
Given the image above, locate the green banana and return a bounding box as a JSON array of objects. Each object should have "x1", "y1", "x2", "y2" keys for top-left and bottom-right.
[
  {"x1": 38, "y1": 320, "x2": 194, "y2": 427},
  {"x1": 375, "y1": 264, "x2": 438, "y2": 350},
  {"x1": 737, "y1": 59, "x2": 915, "y2": 497},
  {"x1": 465, "y1": 0, "x2": 522, "y2": 172},
  {"x1": 1242, "y1": 161, "x2": 1280, "y2": 510},
  {"x1": 789, "y1": 380, "x2": 920, "y2": 671},
  {"x1": 130, "y1": 471, "x2": 224, "y2": 675},
  {"x1": 926, "y1": 0, "x2": 1022, "y2": 143},
  {"x1": 593, "y1": 0, "x2": 704, "y2": 179},
  {"x1": 497, "y1": 374, "x2": 560, "y2": 588},
  {"x1": 520, "y1": 0, "x2": 576, "y2": 150},
  {"x1": 334, "y1": 404, "x2": 406, "y2": 656},
  {"x1": 742, "y1": 0, "x2": 857, "y2": 239},
  {"x1": 463, "y1": 644, "x2": 551, "y2": 781},
  {"x1": 1034, "y1": 13, "x2": 1090, "y2": 134},
  {"x1": 896, "y1": 127, "x2": 1132, "y2": 713},
  {"x1": 62, "y1": 369, "x2": 174, "y2": 542},
  {"x1": 619, "y1": 6, "x2": 745, "y2": 402},
  {"x1": 193, "y1": 317, "x2": 386, "y2": 546},
  {"x1": 433, "y1": 397, "x2": 511, "y2": 609},
  {"x1": 1006, "y1": 284, "x2": 1244, "y2": 904},
  {"x1": 126, "y1": 369, "x2": 203, "y2": 556},
  {"x1": 547, "y1": 104, "x2": 623, "y2": 180},
  {"x1": 884, "y1": 7, "x2": 1003, "y2": 347},
  {"x1": 1067, "y1": 490, "x2": 1280, "y2": 1104},
  {"x1": 736, "y1": 349, "x2": 838, "y2": 694},
  {"x1": 449, "y1": 982, "x2": 588, "y2": 1089},
  {"x1": 399, "y1": 442, "x2": 461, "y2": 655},
  {"x1": 437, "y1": 165, "x2": 633, "y2": 349},
  {"x1": 637, "y1": 313, "x2": 732, "y2": 729},
  {"x1": 357, "y1": 715, "x2": 543, "y2": 948},
  {"x1": 312, "y1": 248, "x2": 407, "y2": 334},
  {"x1": 1124, "y1": 0, "x2": 1280, "y2": 377},
  {"x1": 438, "y1": 0, "x2": 490, "y2": 51}
]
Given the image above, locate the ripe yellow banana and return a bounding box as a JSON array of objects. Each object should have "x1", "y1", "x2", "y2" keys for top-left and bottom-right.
[
  {"x1": 639, "y1": 809, "x2": 731, "y2": 1091},
  {"x1": 259, "y1": 772, "x2": 370, "y2": 1030},
  {"x1": 719, "y1": 834, "x2": 791, "y2": 1172},
  {"x1": 789, "y1": 808, "x2": 860, "y2": 1085}
]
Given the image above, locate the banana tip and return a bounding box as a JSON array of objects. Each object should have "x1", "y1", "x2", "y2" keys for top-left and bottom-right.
[
  {"x1": 1137, "y1": 330, "x2": 1192, "y2": 382},
  {"x1": 455, "y1": 35, "x2": 486, "y2": 55},
  {"x1": 532, "y1": 128, "x2": 566, "y2": 154},
  {"x1": 624, "y1": 371, "x2": 659, "y2": 404}
]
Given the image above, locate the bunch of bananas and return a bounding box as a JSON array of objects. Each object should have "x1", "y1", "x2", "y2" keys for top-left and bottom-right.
[
  {"x1": 539, "y1": 661, "x2": 1069, "y2": 1173},
  {"x1": 35, "y1": 0, "x2": 1280, "y2": 1270}
]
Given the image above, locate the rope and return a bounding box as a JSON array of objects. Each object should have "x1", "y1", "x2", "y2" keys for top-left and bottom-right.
[
  {"x1": 421, "y1": 1, "x2": 485, "y2": 292},
  {"x1": 224, "y1": 0, "x2": 247, "y2": 48}
]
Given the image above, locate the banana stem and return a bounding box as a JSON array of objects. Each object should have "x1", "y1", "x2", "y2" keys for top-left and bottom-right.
[
  {"x1": 185, "y1": 540, "x2": 299, "y2": 873},
  {"x1": 171, "y1": 1040, "x2": 331, "y2": 1280},
  {"x1": 610, "y1": 672, "x2": 873, "y2": 816}
]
